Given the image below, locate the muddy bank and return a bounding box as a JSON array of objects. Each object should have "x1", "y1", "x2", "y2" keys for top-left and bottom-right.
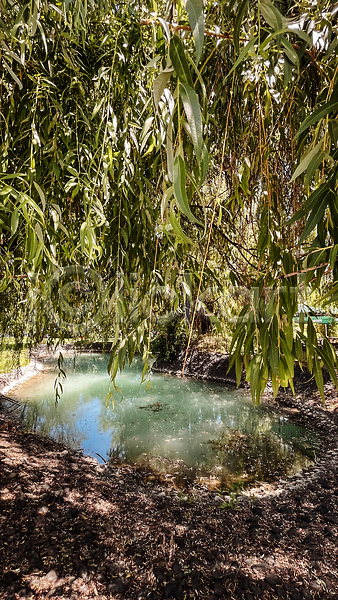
[
  {"x1": 152, "y1": 349, "x2": 333, "y2": 396},
  {"x1": 152, "y1": 349, "x2": 242, "y2": 385}
]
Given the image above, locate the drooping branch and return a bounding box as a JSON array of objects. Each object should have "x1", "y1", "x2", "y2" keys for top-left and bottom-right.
[{"x1": 140, "y1": 18, "x2": 244, "y2": 42}]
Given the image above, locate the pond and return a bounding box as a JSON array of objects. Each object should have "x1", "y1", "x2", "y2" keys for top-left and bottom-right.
[{"x1": 10, "y1": 353, "x2": 320, "y2": 489}]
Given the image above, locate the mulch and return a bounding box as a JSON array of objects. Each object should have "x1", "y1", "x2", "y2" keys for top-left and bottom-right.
[{"x1": 0, "y1": 372, "x2": 338, "y2": 600}]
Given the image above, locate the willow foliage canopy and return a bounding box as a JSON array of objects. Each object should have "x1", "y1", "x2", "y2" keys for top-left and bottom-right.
[{"x1": 1, "y1": 0, "x2": 338, "y2": 402}]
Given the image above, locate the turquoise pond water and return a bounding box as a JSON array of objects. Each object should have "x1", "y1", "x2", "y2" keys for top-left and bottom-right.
[{"x1": 10, "y1": 354, "x2": 319, "y2": 489}]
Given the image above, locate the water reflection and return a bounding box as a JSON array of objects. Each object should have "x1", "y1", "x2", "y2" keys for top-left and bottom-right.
[{"x1": 10, "y1": 354, "x2": 320, "y2": 489}]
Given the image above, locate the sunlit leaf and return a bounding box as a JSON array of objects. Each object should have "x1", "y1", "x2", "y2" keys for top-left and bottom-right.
[
  {"x1": 295, "y1": 100, "x2": 338, "y2": 138},
  {"x1": 153, "y1": 68, "x2": 173, "y2": 110},
  {"x1": 173, "y1": 156, "x2": 200, "y2": 223},
  {"x1": 179, "y1": 81, "x2": 203, "y2": 161},
  {"x1": 291, "y1": 140, "x2": 323, "y2": 181},
  {"x1": 169, "y1": 35, "x2": 193, "y2": 87},
  {"x1": 169, "y1": 211, "x2": 194, "y2": 244},
  {"x1": 185, "y1": 0, "x2": 204, "y2": 64}
]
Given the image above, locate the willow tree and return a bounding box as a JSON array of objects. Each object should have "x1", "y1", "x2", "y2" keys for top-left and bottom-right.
[{"x1": 1, "y1": 0, "x2": 337, "y2": 401}]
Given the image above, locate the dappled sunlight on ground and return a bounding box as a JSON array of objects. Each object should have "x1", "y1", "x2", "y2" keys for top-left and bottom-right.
[{"x1": 1, "y1": 388, "x2": 338, "y2": 599}]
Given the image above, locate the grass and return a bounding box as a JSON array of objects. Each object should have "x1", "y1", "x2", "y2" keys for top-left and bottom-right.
[
  {"x1": 0, "y1": 340, "x2": 31, "y2": 375},
  {"x1": 191, "y1": 333, "x2": 230, "y2": 354}
]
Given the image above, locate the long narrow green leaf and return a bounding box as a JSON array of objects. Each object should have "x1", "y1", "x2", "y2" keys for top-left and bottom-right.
[
  {"x1": 234, "y1": 0, "x2": 249, "y2": 54},
  {"x1": 169, "y1": 36, "x2": 193, "y2": 87},
  {"x1": 33, "y1": 181, "x2": 46, "y2": 212},
  {"x1": 313, "y1": 356, "x2": 325, "y2": 403},
  {"x1": 295, "y1": 100, "x2": 338, "y2": 138},
  {"x1": 304, "y1": 150, "x2": 328, "y2": 187},
  {"x1": 153, "y1": 68, "x2": 173, "y2": 110},
  {"x1": 260, "y1": 0, "x2": 283, "y2": 30},
  {"x1": 300, "y1": 192, "x2": 329, "y2": 242},
  {"x1": 186, "y1": 0, "x2": 204, "y2": 64},
  {"x1": 2, "y1": 59, "x2": 23, "y2": 89},
  {"x1": 169, "y1": 211, "x2": 194, "y2": 244},
  {"x1": 11, "y1": 208, "x2": 19, "y2": 235},
  {"x1": 173, "y1": 156, "x2": 200, "y2": 223},
  {"x1": 166, "y1": 112, "x2": 174, "y2": 182},
  {"x1": 291, "y1": 140, "x2": 323, "y2": 182},
  {"x1": 281, "y1": 36, "x2": 299, "y2": 65},
  {"x1": 179, "y1": 81, "x2": 203, "y2": 161},
  {"x1": 226, "y1": 37, "x2": 257, "y2": 79}
]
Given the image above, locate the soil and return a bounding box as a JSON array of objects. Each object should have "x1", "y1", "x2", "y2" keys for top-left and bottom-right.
[{"x1": 1, "y1": 350, "x2": 338, "y2": 600}]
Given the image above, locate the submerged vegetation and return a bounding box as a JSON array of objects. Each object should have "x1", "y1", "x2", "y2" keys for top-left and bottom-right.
[{"x1": 1, "y1": 0, "x2": 338, "y2": 401}]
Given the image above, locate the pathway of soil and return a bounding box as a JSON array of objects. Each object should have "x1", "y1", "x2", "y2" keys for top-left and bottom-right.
[{"x1": 0, "y1": 353, "x2": 338, "y2": 600}]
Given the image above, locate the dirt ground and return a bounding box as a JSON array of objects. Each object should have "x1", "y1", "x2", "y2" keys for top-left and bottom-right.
[{"x1": 0, "y1": 356, "x2": 338, "y2": 600}]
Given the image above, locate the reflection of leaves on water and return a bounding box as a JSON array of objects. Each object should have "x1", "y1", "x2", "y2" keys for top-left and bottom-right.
[
  {"x1": 139, "y1": 402, "x2": 168, "y2": 412},
  {"x1": 207, "y1": 429, "x2": 248, "y2": 454},
  {"x1": 206, "y1": 428, "x2": 315, "y2": 482}
]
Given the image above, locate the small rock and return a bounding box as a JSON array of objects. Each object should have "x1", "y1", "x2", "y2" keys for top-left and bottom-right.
[
  {"x1": 302, "y1": 534, "x2": 315, "y2": 545},
  {"x1": 190, "y1": 570, "x2": 201, "y2": 588},
  {"x1": 37, "y1": 505, "x2": 49, "y2": 515},
  {"x1": 252, "y1": 562, "x2": 268, "y2": 572},
  {"x1": 47, "y1": 584, "x2": 64, "y2": 598},
  {"x1": 153, "y1": 567, "x2": 166, "y2": 582},
  {"x1": 214, "y1": 495, "x2": 223, "y2": 503},
  {"x1": 213, "y1": 569, "x2": 223, "y2": 580},
  {"x1": 278, "y1": 504, "x2": 291, "y2": 514},
  {"x1": 309, "y1": 581, "x2": 322, "y2": 592},
  {"x1": 78, "y1": 566, "x2": 89, "y2": 581},
  {"x1": 45, "y1": 570, "x2": 58, "y2": 583},
  {"x1": 326, "y1": 514, "x2": 338, "y2": 524},
  {"x1": 238, "y1": 578, "x2": 249, "y2": 591},
  {"x1": 317, "y1": 478, "x2": 331, "y2": 489},
  {"x1": 18, "y1": 587, "x2": 34, "y2": 598},
  {"x1": 316, "y1": 503, "x2": 331, "y2": 514},
  {"x1": 108, "y1": 577, "x2": 128, "y2": 594},
  {"x1": 2, "y1": 571, "x2": 19, "y2": 585},
  {"x1": 270, "y1": 526, "x2": 283, "y2": 535},
  {"x1": 286, "y1": 528, "x2": 299, "y2": 538},
  {"x1": 107, "y1": 560, "x2": 125, "y2": 576},
  {"x1": 310, "y1": 551, "x2": 322, "y2": 561},
  {"x1": 42, "y1": 492, "x2": 53, "y2": 502},
  {"x1": 324, "y1": 525, "x2": 334, "y2": 536},
  {"x1": 299, "y1": 513, "x2": 311, "y2": 523},
  {"x1": 214, "y1": 581, "x2": 225, "y2": 597},
  {"x1": 164, "y1": 580, "x2": 177, "y2": 598},
  {"x1": 265, "y1": 573, "x2": 282, "y2": 586},
  {"x1": 298, "y1": 520, "x2": 309, "y2": 529},
  {"x1": 172, "y1": 560, "x2": 183, "y2": 578},
  {"x1": 249, "y1": 583, "x2": 263, "y2": 597}
]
